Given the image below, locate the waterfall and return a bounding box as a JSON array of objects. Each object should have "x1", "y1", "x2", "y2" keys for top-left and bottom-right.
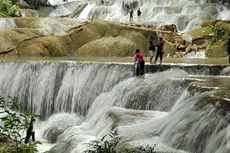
[
  {"x1": 32, "y1": 64, "x2": 229, "y2": 153},
  {"x1": 0, "y1": 61, "x2": 132, "y2": 118},
  {"x1": 0, "y1": 61, "x2": 229, "y2": 153},
  {"x1": 0, "y1": 0, "x2": 228, "y2": 31},
  {"x1": 75, "y1": 0, "x2": 230, "y2": 31}
]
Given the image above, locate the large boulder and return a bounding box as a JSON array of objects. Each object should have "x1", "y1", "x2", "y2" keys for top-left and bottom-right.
[{"x1": 77, "y1": 36, "x2": 136, "y2": 56}]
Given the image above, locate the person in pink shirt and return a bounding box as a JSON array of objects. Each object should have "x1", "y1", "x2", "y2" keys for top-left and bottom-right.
[{"x1": 134, "y1": 49, "x2": 145, "y2": 77}]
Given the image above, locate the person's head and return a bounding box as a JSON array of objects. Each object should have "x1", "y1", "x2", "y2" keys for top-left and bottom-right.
[{"x1": 136, "y1": 49, "x2": 140, "y2": 53}]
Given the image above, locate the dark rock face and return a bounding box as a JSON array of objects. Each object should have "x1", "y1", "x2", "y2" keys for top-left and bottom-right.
[{"x1": 23, "y1": 0, "x2": 49, "y2": 8}]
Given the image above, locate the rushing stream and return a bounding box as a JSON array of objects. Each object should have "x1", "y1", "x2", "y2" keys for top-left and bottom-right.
[{"x1": 0, "y1": 61, "x2": 229, "y2": 153}]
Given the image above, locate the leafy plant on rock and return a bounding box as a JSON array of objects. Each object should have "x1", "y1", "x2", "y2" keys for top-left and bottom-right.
[
  {"x1": 210, "y1": 26, "x2": 226, "y2": 44},
  {"x1": 85, "y1": 130, "x2": 157, "y2": 153},
  {"x1": 0, "y1": 0, "x2": 19, "y2": 17}
]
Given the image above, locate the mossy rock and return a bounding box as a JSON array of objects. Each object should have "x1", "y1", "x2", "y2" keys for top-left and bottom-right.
[
  {"x1": 187, "y1": 26, "x2": 213, "y2": 40},
  {"x1": 164, "y1": 41, "x2": 177, "y2": 57},
  {"x1": 0, "y1": 19, "x2": 157, "y2": 57},
  {"x1": 0, "y1": 28, "x2": 41, "y2": 54},
  {"x1": 70, "y1": 26, "x2": 102, "y2": 50},
  {"x1": 17, "y1": 36, "x2": 71, "y2": 56},
  {"x1": 72, "y1": 20, "x2": 156, "y2": 56},
  {"x1": 206, "y1": 39, "x2": 227, "y2": 57},
  {"x1": 77, "y1": 36, "x2": 136, "y2": 56},
  {"x1": 14, "y1": 17, "x2": 41, "y2": 28},
  {"x1": 201, "y1": 20, "x2": 230, "y2": 30}
]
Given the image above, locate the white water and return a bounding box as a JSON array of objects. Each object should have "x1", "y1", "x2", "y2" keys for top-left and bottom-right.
[
  {"x1": 75, "y1": 0, "x2": 230, "y2": 31},
  {"x1": 0, "y1": 18, "x2": 16, "y2": 28},
  {"x1": 48, "y1": 0, "x2": 83, "y2": 6},
  {"x1": 78, "y1": 3, "x2": 96, "y2": 19},
  {"x1": 186, "y1": 50, "x2": 206, "y2": 58},
  {"x1": 0, "y1": 0, "x2": 229, "y2": 31},
  {"x1": 0, "y1": 62, "x2": 229, "y2": 153}
]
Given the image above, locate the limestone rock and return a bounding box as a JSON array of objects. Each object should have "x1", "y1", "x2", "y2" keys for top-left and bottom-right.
[
  {"x1": 77, "y1": 36, "x2": 136, "y2": 56},
  {"x1": 0, "y1": 18, "x2": 157, "y2": 57},
  {"x1": 20, "y1": 9, "x2": 39, "y2": 17}
]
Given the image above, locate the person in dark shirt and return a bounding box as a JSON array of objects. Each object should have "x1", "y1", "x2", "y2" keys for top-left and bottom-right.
[
  {"x1": 149, "y1": 36, "x2": 155, "y2": 64},
  {"x1": 129, "y1": 9, "x2": 133, "y2": 22},
  {"x1": 137, "y1": 8, "x2": 141, "y2": 21},
  {"x1": 25, "y1": 119, "x2": 35, "y2": 144},
  {"x1": 134, "y1": 49, "x2": 145, "y2": 77},
  {"x1": 154, "y1": 37, "x2": 164, "y2": 65}
]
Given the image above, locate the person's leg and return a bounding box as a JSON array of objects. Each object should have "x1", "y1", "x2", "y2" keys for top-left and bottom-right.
[
  {"x1": 32, "y1": 131, "x2": 35, "y2": 141},
  {"x1": 139, "y1": 61, "x2": 143, "y2": 76},
  {"x1": 136, "y1": 62, "x2": 140, "y2": 76},
  {"x1": 150, "y1": 56, "x2": 153, "y2": 64},
  {"x1": 160, "y1": 52, "x2": 163, "y2": 64},
  {"x1": 149, "y1": 51, "x2": 153, "y2": 64},
  {"x1": 154, "y1": 51, "x2": 160, "y2": 63},
  {"x1": 141, "y1": 61, "x2": 145, "y2": 76},
  {"x1": 25, "y1": 132, "x2": 31, "y2": 144}
]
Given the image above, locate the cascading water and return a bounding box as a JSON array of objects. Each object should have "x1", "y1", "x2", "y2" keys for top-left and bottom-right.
[
  {"x1": 1, "y1": 0, "x2": 228, "y2": 32},
  {"x1": 74, "y1": 0, "x2": 230, "y2": 31},
  {"x1": 0, "y1": 61, "x2": 229, "y2": 153},
  {"x1": 0, "y1": 61, "x2": 132, "y2": 118}
]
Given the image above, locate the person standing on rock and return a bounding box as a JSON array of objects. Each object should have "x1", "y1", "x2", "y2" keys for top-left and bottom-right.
[
  {"x1": 101, "y1": 0, "x2": 104, "y2": 5},
  {"x1": 137, "y1": 8, "x2": 141, "y2": 21},
  {"x1": 129, "y1": 9, "x2": 134, "y2": 22},
  {"x1": 154, "y1": 37, "x2": 164, "y2": 65},
  {"x1": 25, "y1": 117, "x2": 35, "y2": 144},
  {"x1": 149, "y1": 36, "x2": 155, "y2": 64},
  {"x1": 134, "y1": 49, "x2": 145, "y2": 77},
  {"x1": 228, "y1": 34, "x2": 230, "y2": 64}
]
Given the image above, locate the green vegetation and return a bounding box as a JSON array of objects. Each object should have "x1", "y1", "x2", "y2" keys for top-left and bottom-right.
[
  {"x1": 0, "y1": 96, "x2": 40, "y2": 153},
  {"x1": 0, "y1": 0, "x2": 19, "y2": 17},
  {"x1": 85, "y1": 130, "x2": 156, "y2": 153}
]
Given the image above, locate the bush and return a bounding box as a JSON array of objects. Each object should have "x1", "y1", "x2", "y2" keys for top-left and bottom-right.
[
  {"x1": 85, "y1": 130, "x2": 157, "y2": 153},
  {"x1": 0, "y1": 0, "x2": 19, "y2": 17},
  {"x1": 0, "y1": 96, "x2": 40, "y2": 153}
]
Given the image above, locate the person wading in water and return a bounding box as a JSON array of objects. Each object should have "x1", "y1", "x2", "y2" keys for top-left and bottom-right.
[
  {"x1": 134, "y1": 49, "x2": 145, "y2": 78},
  {"x1": 25, "y1": 117, "x2": 35, "y2": 144}
]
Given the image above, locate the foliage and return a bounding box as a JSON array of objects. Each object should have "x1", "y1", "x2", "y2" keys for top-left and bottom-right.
[
  {"x1": 0, "y1": 0, "x2": 19, "y2": 17},
  {"x1": 0, "y1": 96, "x2": 40, "y2": 153},
  {"x1": 210, "y1": 26, "x2": 226, "y2": 44},
  {"x1": 85, "y1": 130, "x2": 157, "y2": 153}
]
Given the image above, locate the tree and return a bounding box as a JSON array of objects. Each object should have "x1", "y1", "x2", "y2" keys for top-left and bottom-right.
[{"x1": 0, "y1": 0, "x2": 19, "y2": 17}]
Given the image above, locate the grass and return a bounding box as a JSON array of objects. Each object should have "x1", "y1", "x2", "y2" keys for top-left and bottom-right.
[{"x1": 0, "y1": 56, "x2": 229, "y2": 65}]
